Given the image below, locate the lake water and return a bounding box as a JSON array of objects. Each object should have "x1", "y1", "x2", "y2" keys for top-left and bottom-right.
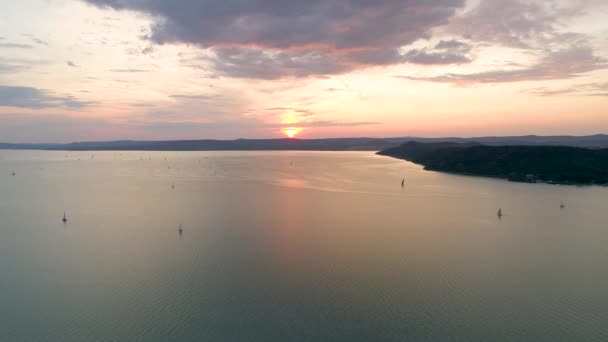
[{"x1": 1, "y1": 150, "x2": 607, "y2": 341}]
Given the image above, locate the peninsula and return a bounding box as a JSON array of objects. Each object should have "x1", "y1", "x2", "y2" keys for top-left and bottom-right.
[{"x1": 377, "y1": 141, "x2": 608, "y2": 185}]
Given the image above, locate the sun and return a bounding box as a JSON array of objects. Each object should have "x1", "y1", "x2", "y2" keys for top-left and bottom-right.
[{"x1": 282, "y1": 127, "x2": 302, "y2": 138}]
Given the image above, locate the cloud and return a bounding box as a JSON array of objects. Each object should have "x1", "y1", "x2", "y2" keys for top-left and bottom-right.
[
  {"x1": 80, "y1": 0, "x2": 606, "y2": 79},
  {"x1": 390, "y1": 0, "x2": 607, "y2": 84},
  {"x1": 277, "y1": 120, "x2": 382, "y2": 128},
  {"x1": 169, "y1": 94, "x2": 219, "y2": 100},
  {"x1": 83, "y1": 0, "x2": 464, "y2": 48},
  {"x1": 0, "y1": 42, "x2": 34, "y2": 49},
  {"x1": 449, "y1": 0, "x2": 588, "y2": 49},
  {"x1": 129, "y1": 103, "x2": 155, "y2": 107},
  {"x1": 141, "y1": 46, "x2": 154, "y2": 55},
  {"x1": 401, "y1": 49, "x2": 471, "y2": 65},
  {"x1": 398, "y1": 43, "x2": 607, "y2": 85},
  {"x1": 0, "y1": 86, "x2": 96, "y2": 109},
  {"x1": 527, "y1": 88, "x2": 578, "y2": 96},
  {"x1": 527, "y1": 82, "x2": 608, "y2": 97},
  {"x1": 400, "y1": 40, "x2": 473, "y2": 65},
  {"x1": 199, "y1": 47, "x2": 351, "y2": 79},
  {"x1": 199, "y1": 41, "x2": 474, "y2": 79},
  {"x1": 22, "y1": 34, "x2": 49, "y2": 46},
  {"x1": 0, "y1": 57, "x2": 49, "y2": 75},
  {"x1": 265, "y1": 107, "x2": 314, "y2": 117},
  {"x1": 31, "y1": 38, "x2": 48, "y2": 46},
  {"x1": 109, "y1": 68, "x2": 150, "y2": 72},
  {"x1": 81, "y1": 0, "x2": 467, "y2": 77},
  {"x1": 0, "y1": 64, "x2": 26, "y2": 74}
]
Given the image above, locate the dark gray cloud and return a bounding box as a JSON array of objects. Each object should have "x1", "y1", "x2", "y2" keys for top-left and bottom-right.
[
  {"x1": 435, "y1": 40, "x2": 469, "y2": 50},
  {"x1": 201, "y1": 47, "x2": 351, "y2": 79},
  {"x1": 83, "y1": 0, "x2": 464, "y2": 48},
  {"x1": 81, "y1": 0, "x2": 467, "y2": 77},
  {"x1": 398, "y1": 44, "x2": 607, "y2": 85},
  {"x1": 401, "y1": 49, "x2": 471, "y2": 65},
  {"x1": 401, "y1": 39, "x2": 473, "y2": 65},
  {"x1": 80, "y1": 0, "x2": 604, "y2": 80},
  {"x1": 203, "y1": 41, "x2": 473, "y2": 79},
  {"x1": 0, "y1": 86, "x2": 96, "y2": 109}
]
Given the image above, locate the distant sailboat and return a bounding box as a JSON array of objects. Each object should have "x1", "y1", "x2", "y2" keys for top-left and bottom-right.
[
  {"x1": 172, "y1": 183, "x2": 175, "y2": 189},
  {"x1": 497, "y1": 208, "x2": 502, "y2": 218},
  {"x1": 401, "y1": 178, "x2": 405, "y2": 187},
  {"x1": 560, "y1": 201, "x2": 565, "y2": 209},
  {"x1": 178, "y1": 224, "x2": 183, "y2": 235},
  {"x1": 11, "y1": 171, "x2": 15, "y2": 176},
  {"x1": 62, "y1": 212, "x2": 68, "y2": 223}
]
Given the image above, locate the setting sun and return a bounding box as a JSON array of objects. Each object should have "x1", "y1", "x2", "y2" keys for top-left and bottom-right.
[{"x1": 282, "y1": 128, "x2": 302, "y2": 138}]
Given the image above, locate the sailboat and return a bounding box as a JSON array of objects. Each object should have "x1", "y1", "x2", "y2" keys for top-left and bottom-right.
[
  {"x1": 497, "y1": 208, "x2": 502, "y2": 218},
  {"x1": 11, "y1": 171, "x2": 15, "y2": 176},
  {"x1": 62, "y1": 212, "x2": 68, "y2": 223},
  {"x1": 178, "y1": 224, "x2": 183, "y2": 235},
  {"x1": 401, "y1": 178, "x2": 405, "y2": 187},
  {"x1": 560, "y1": 201, "x2": 565, "y2": 209}
]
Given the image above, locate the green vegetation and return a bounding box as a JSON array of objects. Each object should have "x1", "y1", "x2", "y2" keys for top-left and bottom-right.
[{"x1": 378, "y1": 142, "x2": 608, "y2": 185}]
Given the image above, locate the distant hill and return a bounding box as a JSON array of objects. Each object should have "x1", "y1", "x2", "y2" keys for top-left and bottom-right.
[
  {"x1": 2, "y1": 134, "x2": 608, "y2": 151},
  {"x1": 0, "y1": 138, "x2": 406, "y2": 151},
  {"x1": 378, "y1": 141, "x2": 608, "y2": 185}
]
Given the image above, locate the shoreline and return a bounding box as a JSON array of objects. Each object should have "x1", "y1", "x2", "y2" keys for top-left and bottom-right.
[{"x1": 377, "y1": 143, "x2": 608, "y2": 187}]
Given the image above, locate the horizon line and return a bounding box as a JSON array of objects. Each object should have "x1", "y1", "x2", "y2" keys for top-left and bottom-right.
[{"x1": 2, "y1": 133, "x2": 608, "y2": 146}]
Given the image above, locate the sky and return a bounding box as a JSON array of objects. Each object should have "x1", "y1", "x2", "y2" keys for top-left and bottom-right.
[{"x1": 0, "y1": 0, "x2": 607, "y2": 143}]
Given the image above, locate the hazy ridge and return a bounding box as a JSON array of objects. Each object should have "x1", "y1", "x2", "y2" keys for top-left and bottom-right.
[{"x1": 2, "y1": 134, "x2": 608, "y2": 151}]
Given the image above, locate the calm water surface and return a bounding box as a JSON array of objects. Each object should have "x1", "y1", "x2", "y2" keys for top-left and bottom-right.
[{"x1": 1, "y1": 150, "x2": 607, "y2": 341}]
